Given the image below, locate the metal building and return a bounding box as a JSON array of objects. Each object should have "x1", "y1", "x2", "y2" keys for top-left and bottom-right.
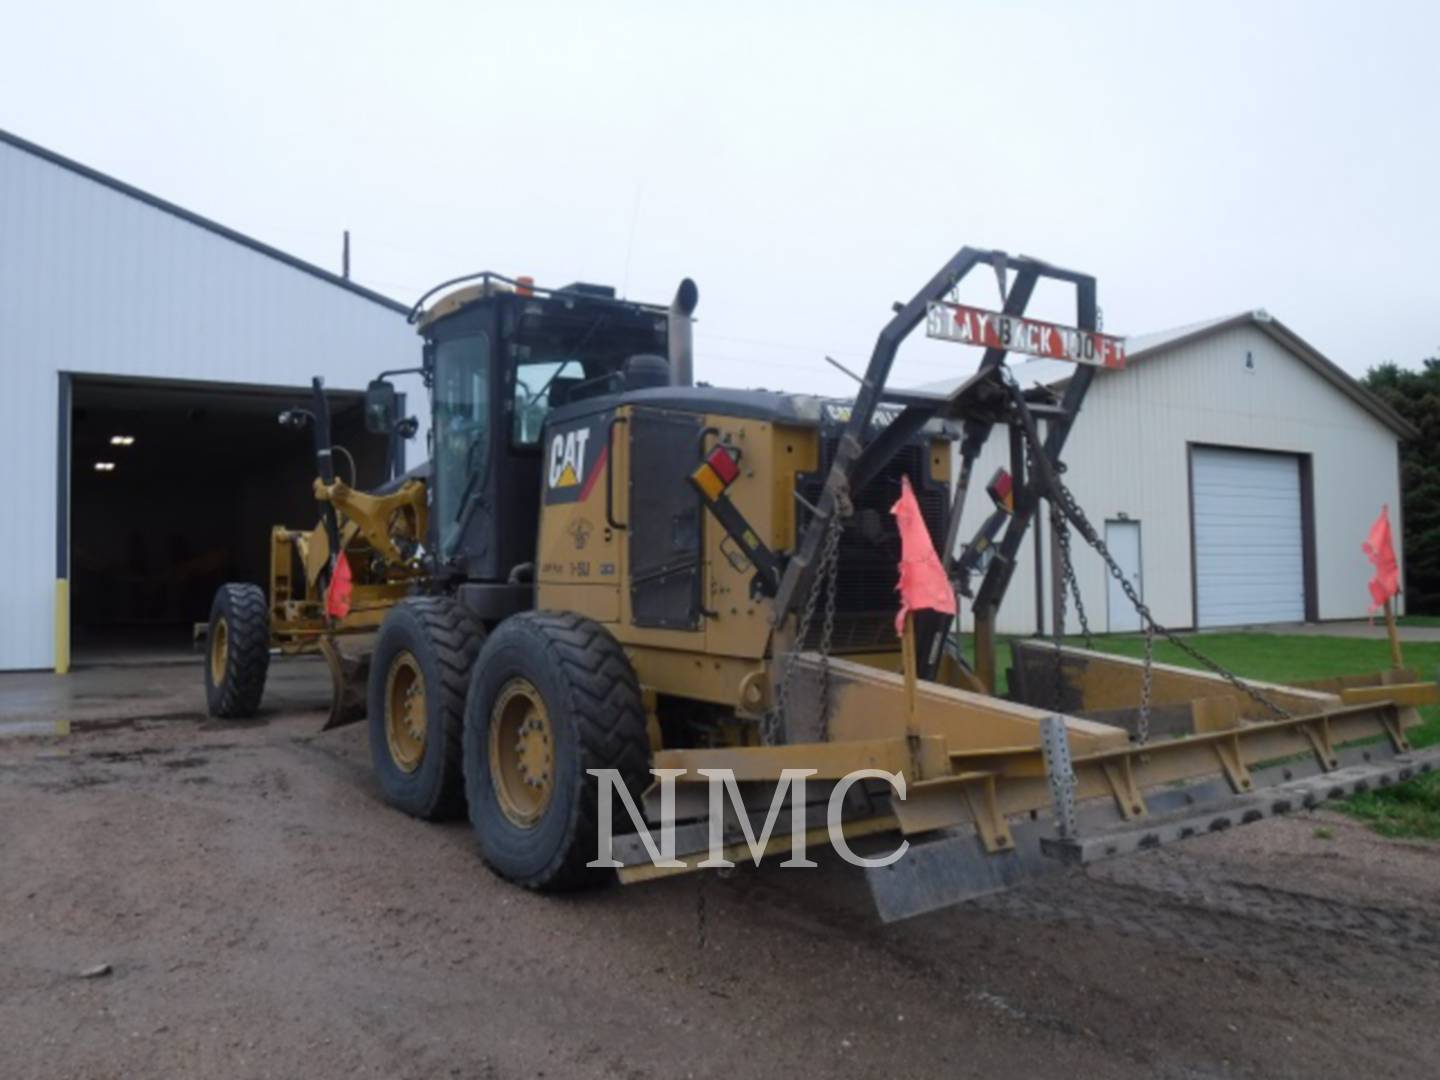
[
  {"x1": 0, "y1": 130, "x2": 424, "y2": 673},
  {"x1": 925, "y1": 311, "x2": 1417, "y2": 635}
]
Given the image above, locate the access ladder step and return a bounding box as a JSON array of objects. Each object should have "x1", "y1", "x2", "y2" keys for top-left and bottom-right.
[{"x1": 1039, "y1": 745, "x2": 1440, "y2": 867}]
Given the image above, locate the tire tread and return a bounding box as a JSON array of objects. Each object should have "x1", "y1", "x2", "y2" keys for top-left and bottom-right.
[
  {"x1": 371, "y1": 595, "x2": 484, "y2": 820},
  {"x1": 207, "y1": 583, "x2": 270, "y2": 718},
  {"x1": 470, "y1": 610, "x2": 650, "y2": 890}
]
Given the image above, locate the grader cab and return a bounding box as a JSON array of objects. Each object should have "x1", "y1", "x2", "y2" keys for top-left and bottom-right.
[{"x1": 203, "y1": 248, "x2": 1438, "y2": 920}]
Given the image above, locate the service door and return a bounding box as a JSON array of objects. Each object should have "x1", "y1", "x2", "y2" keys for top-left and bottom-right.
[
  {"x1": 1191, "y1": 446, "x2": 1305, "y2": 628},
  {"x1": 627, "y1": 408, "x2": 704, "y2": 630},
  {"x1": 1105, "y1": 520, "x2": 1143, "y2": 633}
]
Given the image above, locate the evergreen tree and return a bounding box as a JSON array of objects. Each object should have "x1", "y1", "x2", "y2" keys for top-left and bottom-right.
[{"x1": 1364, "y1": 359, "x2": 1440, "y2": 612}]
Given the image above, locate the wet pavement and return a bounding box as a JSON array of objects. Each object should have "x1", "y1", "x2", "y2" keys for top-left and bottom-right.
[{"x1": 0, "y1": 654, "x2": 331, "y2": 733}]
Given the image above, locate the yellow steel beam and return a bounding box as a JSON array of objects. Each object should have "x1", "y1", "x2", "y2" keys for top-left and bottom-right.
[
  {"x1": 1339, "y1": 682, "x2": 1438, "y2": 708},
  {"x1": 652, "y1": 738, "x2": 913, "y2": 781},
  {"x1": 654, "y1": 691, "x2": 1413, "y2": 833},
  {"x1": 794, "y1": 654, "x2": 1129, "y2": 754},
  {"x1": 1013, "y1": 640, "x2": 1339, "y2": 719}
]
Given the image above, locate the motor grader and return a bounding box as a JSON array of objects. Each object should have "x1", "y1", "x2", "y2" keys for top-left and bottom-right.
[{"x1": 204, "y1": 248, "x2": 1438, "y2": 920}]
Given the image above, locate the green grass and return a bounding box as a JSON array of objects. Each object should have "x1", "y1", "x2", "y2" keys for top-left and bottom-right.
[
  {"x1": 1078, "y1": 631, "x2": 1440, "y2": 697},
  {"x1": 1343, "y1": 779, "x2": 1440, "y2": 839},
  {"x1": 1019, "y1": 631, "x2": 1440, "y2": 840},
  {"x1": 1399, "y1": 614, "x2": 1440, "y2": 628}
]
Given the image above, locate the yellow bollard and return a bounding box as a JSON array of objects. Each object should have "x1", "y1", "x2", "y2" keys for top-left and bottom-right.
[{"x1": 54, "y1": 578, "x2": 70, "y2": 675}]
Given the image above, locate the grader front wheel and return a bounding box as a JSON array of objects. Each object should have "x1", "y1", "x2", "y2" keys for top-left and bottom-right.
[
  {"x1": 203, "y1": 583, "x2": 270, "y2": 718},
  {"x1": 366, "y1": 597, "x2": 485, "y2": 821},
  {"x1": 383, "y1": 651, "x2": 428, "y2": 773}
]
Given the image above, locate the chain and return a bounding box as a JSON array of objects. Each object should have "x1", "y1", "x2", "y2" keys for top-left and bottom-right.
[
  {"x1": 1048, "y1": 501, "x2": 1068, "y2": 711},
  {"x1": 768, "y1": 508, "x2": 846, "y2": 745},
  {"x1": 816, "y1": 513, "x2": 842, "y2": 740},
  {"x1": 1013, "y1": 415, "x2": 1291, "y2": 721},
  {"x1": 1056, "y1": 516, "x2": 1092, "y2": 648},
  {"x1": 1138, "y1": 622, "x2": 1154, "y2": 744},
  {"x1": 1048, "y1": 497, "x2": 1096, "y2": 711}
]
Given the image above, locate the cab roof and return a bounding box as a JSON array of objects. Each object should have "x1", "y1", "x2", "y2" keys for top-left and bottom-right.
[{"x1": 410, "y1": 272, "x2": 667, "y2": 334}]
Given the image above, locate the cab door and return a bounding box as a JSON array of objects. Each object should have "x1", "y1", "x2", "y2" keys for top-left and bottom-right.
[{"x1": 430, "y1": 327, "x2": 497, "y2": 579}]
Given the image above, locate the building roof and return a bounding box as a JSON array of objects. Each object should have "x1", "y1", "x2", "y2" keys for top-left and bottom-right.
[
  {"x1": 0, "y1": 127, "x2": 408, "y2": 316},
  {"x1": 917, "y1": 308, "x2": 1419, "y2": 441},
  {"x1": 1125, "y1": 311, "x2": 1246, "y2": 355}
]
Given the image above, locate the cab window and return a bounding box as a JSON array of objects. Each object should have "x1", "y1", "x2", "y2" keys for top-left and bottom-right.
[
  {"x1": 433, "y1": 333, "x2": 491, "y2": 557},
  {"x1": 512, "y1": 357, "x2": 585, "y2": 445}
]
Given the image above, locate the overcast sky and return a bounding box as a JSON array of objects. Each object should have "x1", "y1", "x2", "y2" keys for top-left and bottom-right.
[{"x1": 3, "y1": 1, "x2": 1437, "y2": 396}]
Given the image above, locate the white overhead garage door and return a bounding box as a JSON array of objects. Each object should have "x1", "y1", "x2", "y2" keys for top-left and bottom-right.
[{"x1": 1192, "y1": 446, "x2": 1306, "y2": 628}]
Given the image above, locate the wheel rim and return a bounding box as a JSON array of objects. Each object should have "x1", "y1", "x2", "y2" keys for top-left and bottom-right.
[
  {"x1": 210, "y1": 616, "x2": 229, "y2": 685},
  {"x1": 489, "y1": 678, "x2": 554, "y2": 828},
  {"x1": 384, "y1": 651, "x2": 427, "y2": 774}
]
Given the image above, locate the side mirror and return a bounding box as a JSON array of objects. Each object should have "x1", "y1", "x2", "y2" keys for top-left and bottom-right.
[{"x1": 364, "y1": 379, "x2": 398, "y2": 434}]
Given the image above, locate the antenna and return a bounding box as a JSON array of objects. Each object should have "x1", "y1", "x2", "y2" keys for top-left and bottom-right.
[{"x1": 342, "y1": 230, "x2": 351, "y2": 280}]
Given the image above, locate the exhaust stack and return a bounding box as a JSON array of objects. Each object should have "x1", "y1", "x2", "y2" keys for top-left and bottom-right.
[{"x1": 668, "y1": 278, "x2": 699, "y2": 386}]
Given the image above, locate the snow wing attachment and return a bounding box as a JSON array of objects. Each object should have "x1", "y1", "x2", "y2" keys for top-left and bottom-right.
[{"x1": 590, "y1": 245, "x2": 1437, "y2": 924}]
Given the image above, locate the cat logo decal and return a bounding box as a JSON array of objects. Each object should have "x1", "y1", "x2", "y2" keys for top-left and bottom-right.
[{"x1": 545, "y1": 417, "x2": 608, "y2": 505}]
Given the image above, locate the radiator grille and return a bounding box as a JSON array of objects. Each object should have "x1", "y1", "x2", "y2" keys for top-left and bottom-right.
[{"x1": 795, "y1": 439, "x2": 948, "y2": 651}]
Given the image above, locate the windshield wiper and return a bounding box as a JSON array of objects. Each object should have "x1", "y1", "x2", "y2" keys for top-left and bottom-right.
[
  {"x1": 452, "y1": 487, "x2": 484, "y2": 543},
  {"x1": 453, "y1": 435, "x2": 487, "y2": 522}
]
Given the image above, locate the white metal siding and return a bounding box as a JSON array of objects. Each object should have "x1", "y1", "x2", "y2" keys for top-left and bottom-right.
[
  {"x1": 0, "y1": 140, "x2": 424, "y2": 670},
  {"x1": 1191, "y1": 448, "x2": 1304, "y2": 627},
  {"x1": 950, "y1": 323, "x2": 1403, "y2": 635}
]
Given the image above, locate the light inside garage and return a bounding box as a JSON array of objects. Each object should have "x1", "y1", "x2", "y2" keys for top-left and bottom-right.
[{"x1": 67, "y1": 377, "x2": 392, "y2": 663}]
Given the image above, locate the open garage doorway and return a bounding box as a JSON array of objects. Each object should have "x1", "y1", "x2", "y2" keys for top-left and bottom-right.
[{"x1": 64, "y1": 375, "x2": 393, "y2": 665}]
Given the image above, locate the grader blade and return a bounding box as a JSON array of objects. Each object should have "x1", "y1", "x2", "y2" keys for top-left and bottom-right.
[
  {"x1": 1039, "y1": 744, "x2": 1440, "y2": 867},
  {"x1": 864, "y1": 822, "x2": 1054, "y2": 922},
  {"x1": 318, "y1": 633, "x2": 375, "y2": 730},
  {"x1": 609, "y1": 641, "x2": 1435, "y2": 923},
  {"x1": 864, "y1": 737, "x2": 1440, "y2": 921}
]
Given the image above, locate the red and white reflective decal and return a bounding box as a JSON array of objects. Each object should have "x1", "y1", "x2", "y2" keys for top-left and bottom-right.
[{"x1": 925, "y1": 302, "x2": 1126, "y2": 369}]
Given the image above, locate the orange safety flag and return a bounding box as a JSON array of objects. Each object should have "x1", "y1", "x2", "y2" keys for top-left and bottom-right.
[
  {"x1": 326, "y1": 551, "x2": 354, "y2": 619},
  {"x1": 1362, "y1": 505, "x2": 1400, "y2": 614},
  {"x1": 891, "y1": 474, "x2": 957, "y2": 636}
]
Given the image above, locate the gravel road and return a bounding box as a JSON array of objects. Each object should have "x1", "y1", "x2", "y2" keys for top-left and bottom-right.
[{"x1": 1, "y1": 659, "x2": 1436, "y2": 1079}]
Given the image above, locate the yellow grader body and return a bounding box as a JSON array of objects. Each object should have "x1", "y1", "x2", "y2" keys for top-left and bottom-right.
[
  {"x1": 530, "y1": 399, "x2": 1436, "y2": 918},
  {"x1": 269, "y1": 474, "x2": 429, "y2": 642},
  {"x1": 203, "y1": 248, "x2": 1438, "y2": 921},
  {"x1": 263, "y1": 474, "x2": 428, "y2": 726}
]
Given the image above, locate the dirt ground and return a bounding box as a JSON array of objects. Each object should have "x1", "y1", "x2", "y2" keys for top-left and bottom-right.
[{"x1": 2, "y1": 658, "x2": 1437, "y2": 1080}]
